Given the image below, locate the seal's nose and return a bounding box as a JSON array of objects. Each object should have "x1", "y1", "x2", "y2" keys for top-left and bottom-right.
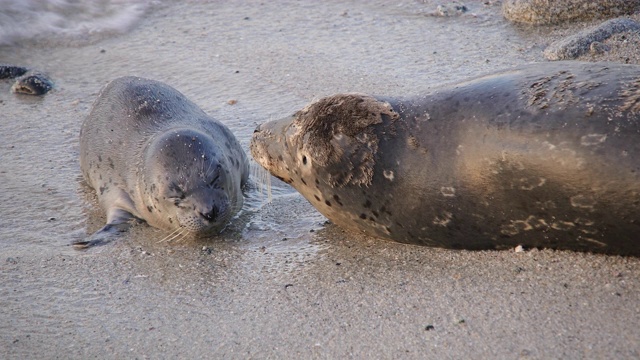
[
  {"x1": 200, "y1": 206, "x2": 218, "y2": 222},
  {"x1": 254, "y1": 124, "x2": 261, "y2": 133}
]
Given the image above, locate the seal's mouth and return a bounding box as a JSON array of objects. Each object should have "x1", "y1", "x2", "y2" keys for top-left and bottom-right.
[
  {"x1": 249, "y1": 124, "x2": 272, "y2": 170},
  {"x1": 250, "y1": 118, "x2": 294, "y2": 181},
  {"x1": 176, "y1": 205, "x2": 232, "y2": 235}
]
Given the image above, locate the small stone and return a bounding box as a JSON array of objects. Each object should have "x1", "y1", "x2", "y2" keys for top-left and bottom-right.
[
  {"x1": 544, "y1": 18, "x2": 640, "y2": 60},
  {"x1": 227, "y1": 99, "x2": 237, "y2": 105},
  {"x1": 11, "y1": 72, "x2": 54, "y2": 95},
  {"x1": 515, "y1": 245, "x2": 524, "y2": 252},
  {"x1": 502, "y1": 0, "x2": 640, "y2": 25},
  {"x1": 434, "y1": 3, "x2": 468, "y2": 17},
  {"x1": 0, "y1": 65, "x2": 28, "y2": 79}
]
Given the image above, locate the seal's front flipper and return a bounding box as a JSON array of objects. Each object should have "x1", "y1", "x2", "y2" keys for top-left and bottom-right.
[{"x1": 73, "y1": 208, "x2": 138, "y2": 249}]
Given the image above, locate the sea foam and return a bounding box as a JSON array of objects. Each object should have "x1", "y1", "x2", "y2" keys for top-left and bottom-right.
[{"x1": 0, "y1": 0, "x2": 153, "y2": 46}]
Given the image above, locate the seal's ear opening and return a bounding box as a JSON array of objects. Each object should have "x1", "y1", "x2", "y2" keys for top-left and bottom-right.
[{"x1": 294, "y1": 93, "x2": 399, "y2": 187}]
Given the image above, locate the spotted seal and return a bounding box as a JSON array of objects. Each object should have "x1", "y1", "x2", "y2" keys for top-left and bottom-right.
[
  {"x1": 77, "y1": 76, "x2": 249, "y2": 248},
  {"x1": 251, "y1": 61, "x2": 640, "y2": 255}
]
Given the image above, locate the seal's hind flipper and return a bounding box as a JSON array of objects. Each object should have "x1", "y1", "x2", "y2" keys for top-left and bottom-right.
[
  {"x1": 73, "y1": 208, "x2": 139, "y2": 249},
  {"x1": 72, "y1": 222, "x2": 131, "y2": 249}
]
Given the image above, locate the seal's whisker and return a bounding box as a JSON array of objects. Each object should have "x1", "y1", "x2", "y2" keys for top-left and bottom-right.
[
  {"x1": 160, "y1": 227, "x2": 185, "y2": 243},
  {"x1": 168, "y1": 228, "x2": 187, "y2": 243},
  {"x1": 157, "y1": 227, "x2": 183, "y2": 243},
  {"x1": 264, "y1": 168, "x2": 272, "y2": 202},
  {"x1": 226, "y1": 203, "x2": 242, "y2": 221},
  {"x1": 210, "y1": 158, "x2": 220, "y2": 179},
  {"x1": 204, "y1": 155, "x2": 214, "y2": 179},
  {"x1": 216, "y1": 208, "x2": 232, "y2": 226},
  {"x1": 200, "y1": 154, "x2": 207, "y2": 176},
  {"x1": 176, "y1": 229, "x2": 190, "y2": 244},
  {"x1": 250, "y1": 163, "x2": 273, "y2": 203}
]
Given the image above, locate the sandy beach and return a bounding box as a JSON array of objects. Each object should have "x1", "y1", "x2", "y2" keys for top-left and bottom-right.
[{"x1": 1, "y1": 1, "x2": 639, "y2": 358}]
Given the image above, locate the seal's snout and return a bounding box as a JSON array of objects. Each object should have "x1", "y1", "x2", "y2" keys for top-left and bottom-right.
[
  {"x1": 200, "y1": 206, "x2": 218, "y2": 222},
  {"x1": 254, "y1": 124, "x2": 262, "y2": 133}
]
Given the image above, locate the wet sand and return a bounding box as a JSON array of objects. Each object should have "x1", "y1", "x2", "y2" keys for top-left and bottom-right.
[{"x1": 1, "y1": 1, "x2": 639, "y2": 358}]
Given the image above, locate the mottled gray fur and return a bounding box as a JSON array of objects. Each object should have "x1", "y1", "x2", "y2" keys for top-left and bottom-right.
[
  {"x1": 252, "y1": 61, "x2": 640, "y2": 255},
  {"x1": 78, "y1": 76, "x2": 249, "y2": 247}
]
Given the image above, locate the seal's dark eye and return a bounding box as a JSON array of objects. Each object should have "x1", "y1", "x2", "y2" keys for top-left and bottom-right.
[{"x1": 302, "y1": 156, "x2": 307, "y2": 165}]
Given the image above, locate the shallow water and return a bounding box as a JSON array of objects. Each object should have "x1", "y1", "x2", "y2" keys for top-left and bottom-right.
[{"x1": 1, "y1": 1, "x2": 639, "y2": 358}]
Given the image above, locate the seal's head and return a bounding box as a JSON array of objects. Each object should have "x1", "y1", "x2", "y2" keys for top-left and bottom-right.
[
  {"x1": 251, "y1": 93, "x2": 399, "y2": 189},
  {"x1": 141, "y1": 128, "x2": 241, "y2": 236}
]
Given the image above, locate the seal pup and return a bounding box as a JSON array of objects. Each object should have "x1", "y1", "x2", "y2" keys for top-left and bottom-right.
[
  {"x1": 77, "y1": 76, "x2": 249, "y2": 248},
  {"x1": 251, "y1": 61, "x2": 640, "y2": 255}
]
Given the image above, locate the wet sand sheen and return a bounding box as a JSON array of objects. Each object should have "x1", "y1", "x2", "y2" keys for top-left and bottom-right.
[{"x1": 0, "y1": 1, "x2": 639, "y2": 358}]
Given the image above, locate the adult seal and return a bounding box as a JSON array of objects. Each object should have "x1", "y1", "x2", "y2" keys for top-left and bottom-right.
[
  {"x1": 251, "y1": 61, "x2": 640, "y2": 255},
  {"x1": 77, "y1": 76, "x2": 249, "y2": 248}
]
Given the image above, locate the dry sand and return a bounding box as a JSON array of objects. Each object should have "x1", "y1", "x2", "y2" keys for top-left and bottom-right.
[{"x1": 1, "y1": 1, "x2": 639, "y2": 358}]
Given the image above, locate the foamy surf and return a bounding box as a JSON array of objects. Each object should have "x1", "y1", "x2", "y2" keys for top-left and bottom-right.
[{"x1": 0, "y1": 0, "x2": 155, "y2": 46}]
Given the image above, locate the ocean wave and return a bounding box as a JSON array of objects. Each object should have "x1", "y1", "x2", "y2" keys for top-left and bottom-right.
[{"x1": 0, "y1": 0, "x2": 156, "y2": 46}]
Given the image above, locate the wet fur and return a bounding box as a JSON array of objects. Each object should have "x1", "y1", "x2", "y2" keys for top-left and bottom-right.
[
  {"x1": 252, "y1": 61, "x2": 640, "y2": 255},
  {"x1": 78, "y1": 76, "x2": 249, "y2": 248}
]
